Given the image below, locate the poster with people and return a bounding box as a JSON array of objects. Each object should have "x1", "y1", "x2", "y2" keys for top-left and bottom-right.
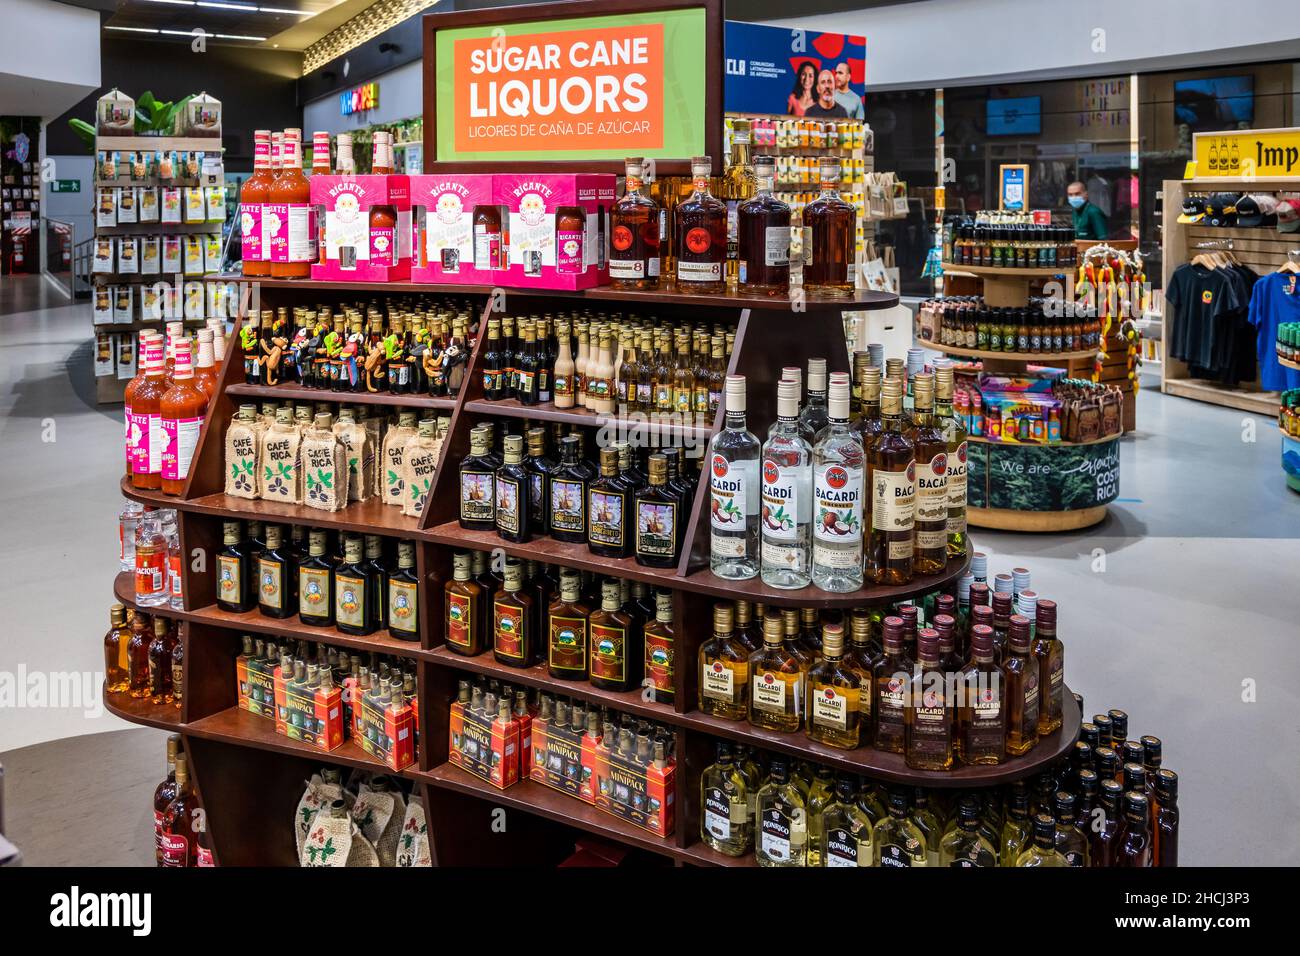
[{"x1": 724, "y1": 21, "x2": 866, "y2": 119}]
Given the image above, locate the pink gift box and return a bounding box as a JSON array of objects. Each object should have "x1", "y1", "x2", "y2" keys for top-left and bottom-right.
[
  {"x1": 492, "y1": 173, "x2": 616, "y2": 291},
  {"x1": 409, "y1": 174, "x2": 495, "y2": 285},
  {"x1": 310, "y1": 174, "x2": 412, "y2": 282}
]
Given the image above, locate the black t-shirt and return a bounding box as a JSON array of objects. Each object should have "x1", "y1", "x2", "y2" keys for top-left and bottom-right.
[
  {"x1": 806, "y1": 101, "x2": 848, "y2": 119},
  {"x1": 1165, "y1": 263, "x2": 1244, "y2": 367}
]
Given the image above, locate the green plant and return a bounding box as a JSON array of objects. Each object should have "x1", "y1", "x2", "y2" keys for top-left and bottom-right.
[{"x1": 65, "y1": 90, "x2": 196, "y2": 153}]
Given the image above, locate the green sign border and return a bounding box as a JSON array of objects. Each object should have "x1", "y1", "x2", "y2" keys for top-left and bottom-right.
[
  {"x1": 967, "y1": 438, "x2": 1121, "y2": 511},
  {"x1": 434, "y1": 8, "x2": 708, "y2": 164}
]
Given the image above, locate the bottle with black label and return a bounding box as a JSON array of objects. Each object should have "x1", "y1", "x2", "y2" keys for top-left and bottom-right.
[
  {"x1": 297, "y1": 529, "x2": 336, "y2": 627},
  {"x1": 386, "y1": 541, "x2": 420, "y2": 642},
  {"x1": 256, "y1": 523, "x2": 297, "y2": 619},
  {"x1": 700, "y1": 741, "x2": 752, "y2": 857},
  {"x1": 959, "y1": 624, "x2": 1006, "y2": 765},
  {"x1": 546, "y1": 570, "x2": 589, "y2": 681},
  {"x1": 216, "y1": 520, "x2": 255, "y2": 613},
  {"x1": 817, "y1": 773, "x2": 873, "y2": 867},
  {"x1": 587, "y1": 446, "x2": 632, "y2": 558},
  {"x1": 459, "y1": 425, "x2": 496, "y2": 531},
  {"x1": 905, "y1": 629, "x2": 955, "y2": 771},
  {"x1": 523, "y1": 427, "x2": 555, "y2": 534},
  {"x1": 334, "y1": 536, "x2": 377, "y2": 636},
  {"x1": 872, "y1": 789, "x2": 927, "y2": 867},
  {"x1": 547, "y1": 434, "x2": 589, "y2": 544},
  {"x1": 363, "y1": 535, "x2": 389, "y2": 631},
  {"x1": 755, "y1": 756, "x2": 807, "y2": 867},
  {"x1": 588, "y1": 580, "x2": 639, "y2": 692},
  {"x1": 482, "y1": 319, "x2": 505, "y2": 400},
  {"x1": 494, "y1": 434, "x2": 531, "y2": 543}
]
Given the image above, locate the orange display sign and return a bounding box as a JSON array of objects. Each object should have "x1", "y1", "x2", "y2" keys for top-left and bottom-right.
[{"x1": 452, "y1": 23, "x2": 665, "y2": 156}]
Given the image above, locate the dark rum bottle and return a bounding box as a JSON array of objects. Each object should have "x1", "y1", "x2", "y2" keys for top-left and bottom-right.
[
  {"x1": 643, "y1": 589, "x2": 675, "y2": 704},
  {"x1": 459, "y1": 425, "x2": 496, "y2": 531},
  {"x1": 257, "y1": 523, "x2": 298, "y2": 619},
  {"x1": 803, "y1": 156, "x2": 856, "y2": 298},
  {"x1": 482, "y1": 319, "x2": 505, "y2": 400},
  {"x1": 152, "y1": 735, "x2": 180, "y2": 864},
  {"x1": 634, "y1": 453, "x2": 680, "y2": 568},
  {"x1": 297, "y1": 529, "x2": 336, "y2": 627},
  {"x1": 872, "y1": 615, "x2": 912, "y2": 754},
  {"x1": 866, "y1": 378, "x2": 916, "y2": 585},
  {"x1": 905, "y1": 630, "x2": 956, "y2": 770},
  {"x1": 609, "y1": 157, "x2": 661, "y2": 290},
  {"x1": 959, "y1": 624, "x2": 1005, "y2": 765},
  {"x1": 908, "y1": 372, "x2": 948, "y2": 576},
  {"x1": 386, "y1": 541, "x2": 419, "y2": 642},
  {"x1": 546, "y1": 570, "x2": 589, "y2": 681},
  {"x1": 588, "y1": 446, "x2": 633, "y2": 559},
  {"x1": 548, "y1": 434, "x2": 589, "y2": 544},
  {"x1": 674, "y1": 155, "x2": 726, "y2": 294},
  {"x1": 494, "y1": 434, "x2": 531, "y2": 543},
  {"x1": 335, "y1": 536, "x2": 377, "y2": 636},
  {"x1": 443, "y1": 551, "x2": 485, "y2": 656},
  {"x1": 148, "y1": 616, "x2": 177, "y2": 704},
  {"x1": 1003, "y1": 614, "x2": 1040, "y2": 756},
  {"x1": 737, "y1": 155, "x2": 790, "y2": 296},
  {"x1": 588, "y1": 579, "x2": 639, "y2": 692},
  {"x1": 523, "y1": 427, "x2": 555, "y2": 535},
  {"x1": 216, "y1": 520, "x2": 255, "y2": 613},
  {"x1": 492, "y1": 560, "x2": 535, "y2": 668},
  {"x1": 159, "y1": 753, "x2": 199, "y2": 867},
  {"x1": 1032, "y1": 598, "x2": 1065, "y2": 735}
]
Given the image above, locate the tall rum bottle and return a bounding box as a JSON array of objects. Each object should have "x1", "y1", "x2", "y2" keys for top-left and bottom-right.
[
  {"x1": 675, "y1": 155, "x2": 727, "y2": 294},
  {"x1": 608, "y1": 158, "x2": 661, "y2": 290},
  {"x1": 722, "y1": 119, "x2": 756, "y2": 289},
  {"x1": 908, "y1": 372, "x2": 948, "y2": 576},
  {"x1": 760, "y1": 379, "x2": 811, "y2": 588},
  {"x1": 737, "y1": 154, "x2": 790, "y2": 296},
  {"x1": 811, "y1": 374, "x2": 863, "y2": 592},
  {"x1": 1003, "y1": 614, "x2": 1040, "y2": 756},
  {"x1": 802, "y1": 156, "x2": 856, "y2": 298},
  {"x1": 934, "y1": 364, "x2": 969, "y2": 560},
  {"x1": 866, "y1": 378, "x2": 916, "y2": 585},
  {"x1": 708, "y1": 374, "x2": 760, "y2": 579}
]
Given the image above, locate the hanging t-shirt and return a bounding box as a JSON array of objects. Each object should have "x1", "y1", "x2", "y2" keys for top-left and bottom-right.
[
  {"x1": 1165, "y1": 263, "x2": 1244, "y2": 369},
  {"x1": 1248, "y1": 271, "x2": 1300, "y2": 392}
]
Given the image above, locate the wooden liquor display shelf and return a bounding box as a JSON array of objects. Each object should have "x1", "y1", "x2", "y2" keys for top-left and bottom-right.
[
  {"x1": 103, "y1": 682, "x2": 184, "y2": 732},
  {"x1": 1280, "y1": 356, "x2": 1300, "y2": 372},
  {"x1": 940, "y1": 263, "x2": 1068, "y2": 279},
  {"x1": 226, "y1": 381, "x2": 457, "y2": 412},
  {"x1": 461, "y1": 397, "x2": 714, "y2": 443},
  {"x1": 930, "y1": 343, "x2": 1098, "y2": 363},
  {"x1": 965, "y1": 433, "x2": 1119, "y2": 448}
]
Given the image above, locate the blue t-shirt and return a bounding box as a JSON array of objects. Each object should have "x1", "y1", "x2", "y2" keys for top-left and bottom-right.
[{"x1": 1248, "y1": 272, "x2": 1300, "y2": 391}]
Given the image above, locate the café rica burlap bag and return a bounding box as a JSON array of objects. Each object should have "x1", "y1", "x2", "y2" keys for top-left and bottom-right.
[
  {"x1": 301, "y1": 412, "x2": 349, "y2": 511},
  {"x1": 380, "y1": 411, "x2": 418, "y2": 506},
  {"x1": 400, "y1": 417, "x2": 444, "y2": 517},
  {"x1": 258, "y1": 406, "x2": 302, "y2": 503},
  {"x1": 294, "y1": 769, "x2": 350, "y2": 859},
  {"x1": 224, "y1": 404, "x2": 262, "y2": 499},
  {"x1": 396, "y1": 798, "x2": 432, "y2": 867},
  {"x1": 332, "y1": 408, "x2": 373, "y2": 504},
  {"x1": 300, "y1": 798, "x2": 378, "y2": 867},
  {"x1": 351, "y1": 777, "x2": 406, "y2": 868}
]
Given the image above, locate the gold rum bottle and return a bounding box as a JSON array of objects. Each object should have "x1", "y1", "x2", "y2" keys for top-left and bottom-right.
[
  {"x1": 1003, "y1": 614, "x2": 1040, "y2": 756},
  {"x1": 866, "y1": 378, "x2": 916, "y2": 585},
  {"x1": 934, "y1": 364, "x2": 969, "y2": 560},
  {"x1": 700, "y1": 740, "x2": 752, "y2": 857},
  {"x1": 908, "y1": 372, "x2": 948, "y2": 576},
  {"x1": 748, "y1": 612, "x2": 805, "y2": 733},
  {"x1": 805, "y1": 622, "x2": 861, "y2": 749},
  {"x1": 698, "y1": 603, "x2": 749, "y2": 719}
]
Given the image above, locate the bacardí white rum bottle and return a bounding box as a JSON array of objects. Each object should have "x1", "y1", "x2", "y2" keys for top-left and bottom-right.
[
  {"x1": 811, "y1": 373, "x2": 864, "y2": 592},
  {"x1": 760, "y1": 379, "x2": 811, "y2": 589},
  {"x1": 708, "y1": 374, "x2": 760, "y2": 579}
]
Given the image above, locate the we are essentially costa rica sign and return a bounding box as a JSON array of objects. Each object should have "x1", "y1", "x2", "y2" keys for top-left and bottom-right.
[{"x1": 434, "y1": 8, "x2": 708, "y2": 162}]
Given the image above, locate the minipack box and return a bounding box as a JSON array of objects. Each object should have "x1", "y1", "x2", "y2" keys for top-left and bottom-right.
[
  {"x1": 594, "y1": 746, "x2": 675, "y2": 837},
  {"x1": 448, "y1": 699, "x2": 519, "y2": 789},
  {"x1": 529, "y1": 713, "x2": 595, "y2": 802},
  {"x1": 236, "y1": 653, "x2": 276, "y2": 720},
  {"x1": 359, "y1": 687, "x2": 416, "y2": 772},
  {"x1": 269, "y1": 664, "x2": 344, "y2": 751}
]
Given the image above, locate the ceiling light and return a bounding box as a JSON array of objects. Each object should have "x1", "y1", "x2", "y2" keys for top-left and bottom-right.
[
  {"x1": 106, "y1": 26, "x2": 161, "y2": 33},
  {"x1": 140, "y1": 0, "x2": 196, "y2": 6},
  {"x1": 258, "y1": 6, "x2": 313, "y2": 14},
  {"x1": 160, "y1": 28, "x2": 203, "y2": 35},
  {"x1": 215, "y1": 33, "x2": 268, "y2": 41},
  {"x1": 196, "y1": 1, "x2": 258, "y2": 9}
]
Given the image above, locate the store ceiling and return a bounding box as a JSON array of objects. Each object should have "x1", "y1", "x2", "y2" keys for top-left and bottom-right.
[{"x1": 103, "y1": 0, "x2": 353, "y2": 47}]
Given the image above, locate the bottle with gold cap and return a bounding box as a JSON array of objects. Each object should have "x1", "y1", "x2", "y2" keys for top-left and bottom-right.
[
  {"x1": 747, "y1": 610, "x2": 805, "y2": 733},
  {"x1": 933, "y1": 363, "x2": 969, "y2": 560},
  {"x1": 866, "y1": 377, "x2": 916, "y2": 585},
  {"x1": 589, "y1": 579, "x2": 639, "y2": 692},
  {"x1": 588, "y1": 446, "x2": 633, "y2": 559},
  {"x1": 494, "y1": 434, "x2": 531, "y2": 543},
  {"x1": 909, "y1": 371, "x2": 948, "y2": 576},
  {"x1": 698, "y1": 602, "x2": 749, "y2": 719},
  {"x1": 444, "y1": 551, "x2": 486, "y2": 656},
  {"x1": 843, "y1": 609, "x2": 879, "y2": 744},
  {"x1": 546, "y1": 570, "x2": 589, "y2": 681},
  {"x1": 634, "y1": 452, "x2": 681, "y2": 567},
  {"x1": 642, "y1": 589, "x2": 676, "y2": 704},
  {"x1": 805, "y1": 622, "x2": 862, "y2": 749},
  {"x1": 493, "y1": 560, "x2": 536, "y2": 668},
  {"x1": 459, "y1": 425, "x2": 496, "y2": 531},
  {"x1": 104, "y1": 604, "x2": 132, "y2": 694}
]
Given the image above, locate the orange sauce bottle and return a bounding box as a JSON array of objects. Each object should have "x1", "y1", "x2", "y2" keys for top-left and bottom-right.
[
  {"x1": 269, "y1": 129, "x2": 312, "y2": 279},
  {"x1": 194, "y1": 328, "x2": 220, "y2": 400},
  {"x1": 124, "y1": 330, "x2": 161, "y2": 478},
  {"x1": 131, "y1": 338, "x2": 169, "y2": 490},
  {"x1": 369, "y1": 131, "x2": 398, "y2": 268},
  {"x1": 240, "y1": 129, "x2": 273, "y2": 277},
  {"x1": 160, "y1": 340, "x2": 208, "y2": 496}
]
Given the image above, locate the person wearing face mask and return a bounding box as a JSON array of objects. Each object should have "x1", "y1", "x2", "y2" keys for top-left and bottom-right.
[{"x1": 1067, "y1": 181, "x2": 1108, "y2": 239}]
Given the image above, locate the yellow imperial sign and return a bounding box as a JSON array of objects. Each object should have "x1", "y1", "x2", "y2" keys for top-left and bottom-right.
[{"x1": 1193, "y1": 128, "x2": 1300, "y2": 178}]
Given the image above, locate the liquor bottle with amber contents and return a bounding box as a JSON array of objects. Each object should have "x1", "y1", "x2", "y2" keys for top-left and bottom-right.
[
  {"x1": 737, "y1": 155, "x2": 790, "y2": 297},
  {"x1": 546, "y1": 570, "x2": 589, "y2": 681},
  {"x1": 608, "y1": 157, "x2": 661, "y2": 290},
  {"x1": 905, "y1": 630, "x2": 956, "y2": 771},
  {"x1": 700, "y1": 741, "x2": 752, "y2": 857},
  {"x1": 443, "y1": 552, "x2": 486, "y2": 656},
  {"x1": 152, "y1": 735, "x2": 180, "y2": 865},
  {"x1": 872, "y1": 615, "x2": 912, "y2": 754},
  {"x1": 589, "y1": 579, "x2": 639, "y2": 692},
  {"x1": 1032, "y1": 598, "x2": 1065, "y2": 735},
  {"x1": 802, "y1": 156, "x2": 856, "y2": 298},
  {"x1": 1003, "y1": 614, "x2": 1040, "y2": 756},
  {"x1": 698, "y1": 602, "x2": 749, "y2": 720},
  {"x1": 722, "y1": 119, "x2": 756, "y2": 289},
  {"x1": 104, "y1": 604, "x2": 131, "y2": 694},
  {"x1": 386, "y1": 541, "x2": 419, "y2": 642},
  {"x1": 148, "y1": 616, "x2": 177, "y2": 704},
  {"x1": 642, "y1": 590, "x2": 675, "y2": 705},
  {"x1": 675, "y1": 156, "x2": 726, "y2": 294},
  {"x1": 866, "y1": 378, "x2": 916, "y2": 585},
  {"x1": 908, "y1": 372, "x2": 949, "y2": 576},
  {"x1": 959, "y1": 624, "x2": 1006, "y2": 765},
  {"x1": 934, "y1": 364, "x2": 969, "y2": 560},
  {"x1": 493, "y1": 560, "x2": 535, "y2": 668},
  {"x1": 806, "y1": 623, "x2": 861, "y2": 749},
  {"x1": 748, "y1": 611, "x2": 805, "y2": 733}
]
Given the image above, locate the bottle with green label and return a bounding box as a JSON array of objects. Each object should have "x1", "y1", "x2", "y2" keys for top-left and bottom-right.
[{"x1": 588, "y1": 579, "x2": 639, "y2": 692}]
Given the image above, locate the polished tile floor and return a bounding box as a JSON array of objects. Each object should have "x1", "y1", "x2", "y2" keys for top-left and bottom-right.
[{"x1": 0, "y1": 274, "x2": 1297, "y2": 865}]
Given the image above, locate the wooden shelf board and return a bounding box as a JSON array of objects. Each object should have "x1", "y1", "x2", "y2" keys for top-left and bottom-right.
[
  {"x1": 212, "y1": 274, "x2": 898, "y2": 312},
  {"x1": 930, "y1": 343, "x2": 1098, "y2": 362},
  {"x1": 941, "y1": 263, "x2": 1068, "y2": 279},
  {"x1": 104, "y1": 684, "x2": 184, "y2": 731},
  {"x1": 968, "y1": 504, "x2": 1108, "y2": 533},
  {"x1": 462, "y1": 397, "x2": 713, "y2": 441},
  {"x1": 420, "y1": 763, "x2": 743, "y2": 866},
  {"x1": 121, "y1": 477, "x2": 421, "y2": 536},
  {"x1": 1279, "y1": 356, "x2": 1300, "y2": 372},
  {"x1": 428, "y1": 646, "x2": 676, "y2": 724},
  {"x1": 226, "y1": 381, "x2": 457, "y2": 411},
  {"x1": 186, "y1": 706, "x2": 417, "y2": 778},
  {"x1": 1162, "y1": 379, "x2": 1279, "y2": 416}
]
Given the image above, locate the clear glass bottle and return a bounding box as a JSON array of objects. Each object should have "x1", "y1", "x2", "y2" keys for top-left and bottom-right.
[
  {"x1": 755, "y1": 757, "x2": 807, "y2": 867},
  {"x1": 1052, "y1": 790, "x2": 1090, "y2": 867},
  {"x1": 873, "y1": 789, "x2": 928, "y2": 867},
  {"x1": 708, "y1": 374, "x2": 760, "y2": 579},
  {"x1": 866, "y1": 378, "x2": 916, "y2": 585},
  {"x1": 802, "y1": 156, "x2": 856, "y2": 298},
  {"x1": 799, "y1": 357, "x2": 830, "y2": 440},
  {"x1": 1015, "y1": 814, "x2": 1069, "y2": 867},
  {"x1": 811, "y1": 373, "x2": 864, "y2": 592},
  {"x1": 674, "y1": 155, "x2": 726, "y2": 294},
  {"x1": 119, "y1": 499, "x2": 144, "y2": 573},
  {"x1": 940, "y1": 797, "x2": 998, "y2": 867},
  {"x1": 737, "y1": 154, "x2": 790, "y2": 296},
  {"x1": 805, "y1": 622, "x2": 861, "y2": 749},
  {"x1": 747, "y1": 611, "x2": 805, "y2": 733},
  {"x1": 819, "y1": 773, "x2": 873, "y2": 866},
  {"x1": 908, "y1": 372, "x2": 948, "y2": 576},
  {"x1": 760, "y1": 378, "x2": 812, "y2": 589},
  {"x1": 700, "y1": 741, "x2": 752, "y2": 857},
  {"x1": 698, "y1": 603, "x2": 749, "y2": 720}
]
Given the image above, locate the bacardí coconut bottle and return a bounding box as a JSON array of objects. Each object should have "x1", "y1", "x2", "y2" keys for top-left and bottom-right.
[
  {"x1": 811, "y1": 373, "x2": 864, "y2": 592},
  {"x1": 708, "y1": 374, "x2": 760, "y2": 579}
]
